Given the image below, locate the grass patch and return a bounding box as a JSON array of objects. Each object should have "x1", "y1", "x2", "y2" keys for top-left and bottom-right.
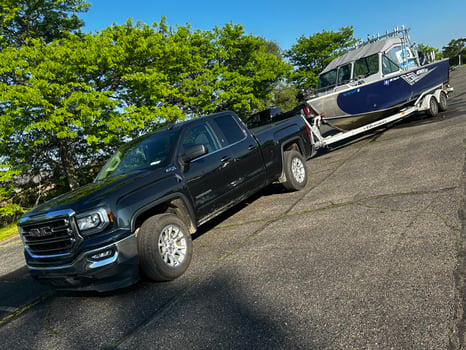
[{"x1": 0, "y1": 224, "x2": 19, "y2": 242}]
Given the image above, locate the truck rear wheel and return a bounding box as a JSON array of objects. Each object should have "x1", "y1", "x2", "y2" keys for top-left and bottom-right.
[
  {"x1": 137, "y1": 213, "x2": 192, "y2": 281},
  {"x1": 282, "y1": 150, "x2": 308, "y2": 191}
]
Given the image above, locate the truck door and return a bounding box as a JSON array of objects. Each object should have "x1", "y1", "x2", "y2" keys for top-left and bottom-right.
[
  {"x1": 210, "y1": 114, "x2": 266, "y2": 196},
  {"x1": 179, "y1": 121, "x2": 238, "y2": 220}
]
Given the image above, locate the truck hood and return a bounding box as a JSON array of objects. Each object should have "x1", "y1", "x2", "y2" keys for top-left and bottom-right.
[{"x1": 22, "y1": 167, "x2": 170, "y2": 218}]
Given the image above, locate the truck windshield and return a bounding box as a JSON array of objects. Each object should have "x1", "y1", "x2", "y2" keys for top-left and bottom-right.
[{"x1": 95, "y1": 130, "x2": 177, "y2": 181}]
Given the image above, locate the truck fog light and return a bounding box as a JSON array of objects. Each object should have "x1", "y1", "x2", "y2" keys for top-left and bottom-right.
[{"x1": 90, "y1": 248, "x2": 115, "y2": 261}]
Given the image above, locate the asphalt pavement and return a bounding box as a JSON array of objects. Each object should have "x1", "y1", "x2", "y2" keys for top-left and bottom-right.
[{"x1": 0, "y1": 66, "x2": 465, "y2": 349}]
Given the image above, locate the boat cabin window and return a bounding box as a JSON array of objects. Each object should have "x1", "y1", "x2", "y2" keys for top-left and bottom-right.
[
  {"x1": 336, "y1": 63, "x2": 352, "y2": 85},
  {"x1": 382, "y1": 55, "x2": 400, "y2": 75},
  {"x1": 354, "y1": 54, "x2": 379, "y2": 79},
  {"x1": 316, "y1": 69, "x2": 337, "y2": 92}
]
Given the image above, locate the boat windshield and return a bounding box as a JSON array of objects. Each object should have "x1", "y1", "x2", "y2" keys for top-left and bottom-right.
[
  {"x1": 386, "y1": 45, "x2": 417, "y2": 68},
  {"x1": 316, "y1": 69, "x2": 337, "y2": 92},
  {"x1": 95, "y1": 129, "x2": 177, "y2": 181},
  {"x1": 382, "y1": 55, "x2": 401, "y2": 75}
]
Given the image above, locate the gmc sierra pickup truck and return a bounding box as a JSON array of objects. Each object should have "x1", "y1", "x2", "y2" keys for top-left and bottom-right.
[{"x1": 17, "y1": 110, "x2": 312, "y2": 291}]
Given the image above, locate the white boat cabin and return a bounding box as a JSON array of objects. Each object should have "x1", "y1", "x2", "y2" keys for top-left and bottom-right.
[{"x1": 316, "y1": 33, "x2": 423, "y2": 95}]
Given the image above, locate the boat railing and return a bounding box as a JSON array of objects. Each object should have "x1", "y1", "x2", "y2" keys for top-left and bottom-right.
[{"x1": 346, "y1": 26, "x2": 412, "y2": 54}]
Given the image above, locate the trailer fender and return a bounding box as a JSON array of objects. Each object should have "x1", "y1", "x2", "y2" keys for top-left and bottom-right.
[
  {"x1": 419, "y1": 94, "x2": 435, "y2": 111},
  {"x1": 420, "y1": 94, "x2": 439, "y2": 117}
]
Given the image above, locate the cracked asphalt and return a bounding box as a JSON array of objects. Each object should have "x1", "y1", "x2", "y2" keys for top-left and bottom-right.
[{"x1": 0, "y1": 66, "x2": 465, "y2": 349}]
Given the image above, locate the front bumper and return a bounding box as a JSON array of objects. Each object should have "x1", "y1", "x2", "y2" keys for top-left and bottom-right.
[{"x1": 27, "y1": 234, "x2": 139, "y2": 292}]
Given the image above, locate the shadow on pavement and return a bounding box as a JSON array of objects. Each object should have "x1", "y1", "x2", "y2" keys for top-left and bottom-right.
[{"x1": 0, "y1": 265, "x2": 52, "y2": 323}]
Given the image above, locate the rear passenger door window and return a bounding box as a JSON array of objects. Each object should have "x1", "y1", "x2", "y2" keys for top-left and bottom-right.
[{"x1": 211, "y1": 114, "x2": 246, "y2": 147}]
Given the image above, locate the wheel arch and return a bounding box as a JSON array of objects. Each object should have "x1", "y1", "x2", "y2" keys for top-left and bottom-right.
[
  {"x1": 278, "y1": 136, "x2": 306, "y2": 183},
  {"x1": 419, "y1": 93, "x2": 435, "y2": 110},
  {"x1": 282, "y1": 136, "x2": 305, "y2": 155},
  {"x1": 131, "y1": 193, "x2": 197, "y2": 234}
]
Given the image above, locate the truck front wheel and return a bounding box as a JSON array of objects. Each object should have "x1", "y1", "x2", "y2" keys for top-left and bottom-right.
[
  {"x1": 283, "y1": 150, "x2": 308, "y2": 191},
  {"x1": 137, "y1": 213, "x2": 193, "y2": 281}
]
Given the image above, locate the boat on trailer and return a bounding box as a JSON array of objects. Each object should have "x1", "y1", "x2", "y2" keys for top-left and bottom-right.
[{"x1": 306, "y1": 26, "x2": 451, "y2": 131}]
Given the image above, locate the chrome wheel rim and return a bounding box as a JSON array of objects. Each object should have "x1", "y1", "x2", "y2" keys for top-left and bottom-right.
[
  {"x1": 291, "y1": 157, "x2": 305, "y2": 183},
  {"x1": 158, "y1": 224, "x2": 187, "y2": 267}
]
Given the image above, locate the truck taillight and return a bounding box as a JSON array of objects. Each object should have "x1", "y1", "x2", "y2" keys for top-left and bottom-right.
[{"x1": 303, "y1": 105, "x2": 311, "y2": 116}]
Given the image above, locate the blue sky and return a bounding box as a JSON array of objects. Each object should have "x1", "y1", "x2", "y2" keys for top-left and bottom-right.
[{"x1": 81, "y1": 0, "x2": 465, "y2": 51}]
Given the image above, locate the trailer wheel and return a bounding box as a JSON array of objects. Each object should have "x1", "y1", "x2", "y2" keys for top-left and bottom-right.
[
  {"x1": 438, "y1": 91, "x2": 448, "y2": 112},
  {"x1": 137, "y1": 213, "x2": 192, "y2": 281},
  {"x1": 282, "y1": 150, "x2": 308, "y2": 191},
  {"x1": 426, "y1": 96, "x2": 438, "y2": 117}
]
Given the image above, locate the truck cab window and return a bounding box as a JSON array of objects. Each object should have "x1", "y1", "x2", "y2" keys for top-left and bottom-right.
[{"x1": 212, "y1": 115, "x2": 246, "y2": 146}]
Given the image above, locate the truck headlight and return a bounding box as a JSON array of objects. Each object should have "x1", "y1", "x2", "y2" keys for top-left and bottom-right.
[{"x1": 76, "y1": 208, "x2": 111, "y2": 236}]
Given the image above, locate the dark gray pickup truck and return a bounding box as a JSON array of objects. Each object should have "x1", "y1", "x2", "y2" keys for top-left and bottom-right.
[{"x1": 17, "y1": 110, "x2": 312, "y2": 291}]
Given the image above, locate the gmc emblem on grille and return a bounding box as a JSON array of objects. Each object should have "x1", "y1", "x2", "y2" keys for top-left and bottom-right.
[{"x1": 29, "y1": 226, "x2": 53, "y2": 238}]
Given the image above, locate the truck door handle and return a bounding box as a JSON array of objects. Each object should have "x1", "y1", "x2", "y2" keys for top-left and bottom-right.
[
  {"x1": 248, "y1": 145, "x2": 256, "y2": 151},
  {"x1": 221, "y1": 156, "x2": 231, "y2": 162}
]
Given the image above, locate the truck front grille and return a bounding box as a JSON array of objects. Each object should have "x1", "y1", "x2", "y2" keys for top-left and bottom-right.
[{"x1": 21, "y1": 217, "x2": 77, "y2": 257}]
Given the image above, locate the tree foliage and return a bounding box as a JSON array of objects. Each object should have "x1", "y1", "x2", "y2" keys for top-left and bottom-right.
[
  {"x1": 417, "y1": 43, "x2": 442, "y2": 61},
  {"x1": 442, "y1": 38, "x2": 466, "y2": 65},
  {"x1": 285, "y1": 26, "x2": 356, "y2": 89},
  {"x1": 0, "y1": 0, "x2": 90, "y2": 48},
  {"x1": 0, "y1": 0, "x2": 90, "y2": 222}
]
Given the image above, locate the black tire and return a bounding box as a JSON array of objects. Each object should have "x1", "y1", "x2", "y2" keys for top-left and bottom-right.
[
  {"x1": 137, "y1": 213, "x2": 193, "y2": 281},
  {"x1": 438, "y1": 91, "x2": 448, "y2": 112},
  {"x1": 426, "y1": 96, "x2": 438, "y2": 117},
  {"x1": 282, "y1": 150, "x2": 308, "y2": 191}
]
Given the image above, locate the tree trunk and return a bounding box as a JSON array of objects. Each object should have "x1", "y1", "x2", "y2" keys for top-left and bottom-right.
[{"x1": 58, "y1": 139, "x2": 79, "y2": 191}]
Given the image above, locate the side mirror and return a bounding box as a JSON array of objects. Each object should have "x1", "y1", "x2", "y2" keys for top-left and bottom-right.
[{"x1": 181, "y1": 144, "x2": 208, "y2": 164}]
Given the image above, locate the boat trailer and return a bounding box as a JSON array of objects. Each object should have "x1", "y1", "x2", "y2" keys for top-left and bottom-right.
[{"x1": 303, "y1": 84, "x2": 454, "y2": 156}]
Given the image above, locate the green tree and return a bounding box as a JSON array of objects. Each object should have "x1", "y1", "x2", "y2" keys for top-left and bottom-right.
[
  {"x1": 442, "y1": 38, "x2": 466, "y2": 65},
  {"x1": 0, "y1": 0, "x2": 90, "y2": 48},
  {"x1": 0, "y1": 166, "x2": 22, "y2": 224},
  {"x1": 270, "y1": 82, "x2": 299, "y2": 112},
  {"x1": 1, "y1": 35, "x2": 120, "y2": 195},
  {"x1": 111, "y1": 20, "x2": 291, "y2": 119},
  {"x1": 210, "y1": 23, "x2": 291, "y2": 116},
  {"x1": 0, "y1": 0, "x2": 91, "y2": 222},
  {"x1": 417, "y1": 43, "x2": 442, "y2": 61},
  {"x1": 286, "y1": 26, "x2": 356, "y2": 89}
]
